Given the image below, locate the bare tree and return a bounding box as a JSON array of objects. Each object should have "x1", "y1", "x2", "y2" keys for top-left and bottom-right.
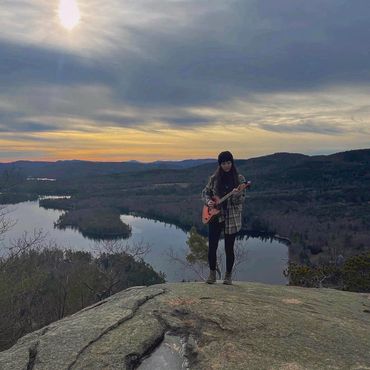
[
  {"x1": 0, "y1": 205, "x2": 16, "y2": 241},
  {"x1": 86, "y1": 238, "x2": 152, "y2": 300},
  {"x1": 0, "y1": 229, "x2": 50, "y2": 271},
  {"x1": 164, "y1": 246, "x2": 218, "y2": 281},
  {"x1": 165, "y1": 231, "x2": 248, "y2": 282},
  {"x1": 91, "y1": 238, "x2": 151, "y2": 261},
  {"x1": 231, "y1": 239, "x2": 249, "y2": 278},
  {"x1": 0, "y1": 167, "x2": 25, "y2": 249},
  {"x1": 8, "y1": 229, "x2": 48, "y2": 254}
]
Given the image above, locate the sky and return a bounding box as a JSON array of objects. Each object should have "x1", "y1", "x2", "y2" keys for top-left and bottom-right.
[{"x1": 1, "y1": 0, "x2": 370, "y2": 162}]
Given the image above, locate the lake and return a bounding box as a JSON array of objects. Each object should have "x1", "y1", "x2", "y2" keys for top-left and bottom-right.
[{"x1": 0, "y1": 200, "x2": 289, "y2": 284}]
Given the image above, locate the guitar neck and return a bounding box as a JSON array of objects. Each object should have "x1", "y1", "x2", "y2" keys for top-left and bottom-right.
[
  {"x1": 217, "y1": 181, "x2": 249, "y2": 205},
  {"x1": 218, "y1": 191, "x2": 236, "y2": 205}
]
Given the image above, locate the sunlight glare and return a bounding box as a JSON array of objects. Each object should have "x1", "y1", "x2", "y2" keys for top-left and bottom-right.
[{"x1": 58, "y1": 0, "x2": 81, "y2": 30}]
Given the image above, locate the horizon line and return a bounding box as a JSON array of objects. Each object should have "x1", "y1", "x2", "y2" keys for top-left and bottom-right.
[{"x1": 1, "y1": 147, "x2": 369, "y2": 164}]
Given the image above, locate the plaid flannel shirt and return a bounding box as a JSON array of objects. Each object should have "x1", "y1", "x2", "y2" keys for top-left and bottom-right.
[{"x1": 201, "y1": 173, "x2": 247, "y2": 234}]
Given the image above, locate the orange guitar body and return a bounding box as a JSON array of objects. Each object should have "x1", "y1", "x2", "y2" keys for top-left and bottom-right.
[{"x1": 202, "y1": 196, "x2": 221, "y2": 224}]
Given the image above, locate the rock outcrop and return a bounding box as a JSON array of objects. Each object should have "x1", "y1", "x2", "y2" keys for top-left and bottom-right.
[{"x1": 0, "y1": 281, "x2": 369, "y2": 369}]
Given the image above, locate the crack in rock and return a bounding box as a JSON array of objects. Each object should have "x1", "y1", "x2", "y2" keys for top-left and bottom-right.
[
  {"x1": 26, "y1": 341, "x2": 39, "y2": 370},
  {"x1": 150, "y1": 310, "x2": 199, "y2": 368},
  {"x1": 78, "y1": 299, "x2": 108, "y2": 313},
  {"x1": 124, "y1": 331, "x2": 166, "y2": 370},
  {"x1": 67, "y1": 289, "x2": 166, "y2": 370},
  {"x1": 25, "y1": 324, "x2": 50, "y2": 369},
  {"x1": 40, "y1": 327, "x2": 49, "y2": 336},
  {"x1": 152, "y1": 310, "x2": 171, "y2": 331}
]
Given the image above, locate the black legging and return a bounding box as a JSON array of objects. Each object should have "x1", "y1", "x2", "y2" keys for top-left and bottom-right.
[{"x1": 208, "y1": 220, "x2": 236, "y2": 273}]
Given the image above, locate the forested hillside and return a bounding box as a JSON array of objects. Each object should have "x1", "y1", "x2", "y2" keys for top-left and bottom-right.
[{"x1": 1, "y1": 149, "x2": 369, "y2": 264}]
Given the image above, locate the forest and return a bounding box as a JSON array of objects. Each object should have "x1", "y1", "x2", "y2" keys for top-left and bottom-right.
[
  {"x1": 0, "y1": 233, "x2": 165, "y2": 351},
  {"x1": 2, "y1": 149, "x2": 369, "y2": 265}
]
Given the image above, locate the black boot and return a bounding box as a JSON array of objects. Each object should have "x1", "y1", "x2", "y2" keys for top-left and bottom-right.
[
  {"x1": 206, "y1": 269, "x2": 217, "y2": 284},
  {"x1": 223, "y1": 271, "x2": 232, "y2": 285}
]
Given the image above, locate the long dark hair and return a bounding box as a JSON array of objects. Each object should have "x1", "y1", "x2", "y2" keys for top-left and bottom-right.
[{"x1": 212, "y1": 163, "x2": 239, "y2": 196}]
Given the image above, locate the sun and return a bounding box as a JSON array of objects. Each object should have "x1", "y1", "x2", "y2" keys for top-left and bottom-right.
[{"x1": 58, "y1": 0, "x2": 81, "y2": 30}]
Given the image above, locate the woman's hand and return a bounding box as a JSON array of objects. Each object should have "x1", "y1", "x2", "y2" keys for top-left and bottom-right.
[
  {"x1": 207, "y1": 200, "x2": 216, "y2": 209},
  {"x1": 231, "y1": 188, "x2": 240, "y2": 194}
]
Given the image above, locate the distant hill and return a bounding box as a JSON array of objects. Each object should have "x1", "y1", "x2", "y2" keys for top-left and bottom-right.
[
  {"x1": 2, "y1": 148, "x2": 369, "y2": 192},
  {"x1": 0, "y1": 158, "x2": 216, "y2": 180},
  {"x1": 187, "y1": 148, "x2": 370, "y2": 190},
  {"x1": 3, "y1": 149, "x2": 369, "y2": 183}
]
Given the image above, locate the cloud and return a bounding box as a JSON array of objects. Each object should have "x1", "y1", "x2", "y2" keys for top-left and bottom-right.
[
  {"x1": 258, "y1": 120, "x2": 348, "y2": 135},
  {"x1": 0, "y1": 121, "x2": 59, "y2": 133},
  {"x1": 0, "y1": 0, "x2": 370, "y2": 160},
  {"x1": 162, "y1": 116, "x2": 213, "y2": 127},
  {"x1": 101, "y1": 0, "x2": 370, "y2": 107},
  {"x1": 0, "y1": 150, "x2": 46, "y2": 159},
  {"x1": 0, "y1": 40, "x2": 111, "y2": 87},
  {"x1": 2, "y1": 0, "x2": 370, "y2": 105}
]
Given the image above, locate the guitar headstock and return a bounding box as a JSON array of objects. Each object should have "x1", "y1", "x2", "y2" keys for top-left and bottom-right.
[{"x1": 238, "y1": 180, "x2": 251, "y2": 191}]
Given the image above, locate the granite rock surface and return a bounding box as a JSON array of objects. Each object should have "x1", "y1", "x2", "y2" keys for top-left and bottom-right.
[{"x1": 0, "y1": 281, "x2": 369, "y2": 369}]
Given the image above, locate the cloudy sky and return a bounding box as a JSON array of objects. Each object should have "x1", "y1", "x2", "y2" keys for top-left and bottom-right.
[{"x1": 1, "y1": 0, "x2": 369, "y2": 162}]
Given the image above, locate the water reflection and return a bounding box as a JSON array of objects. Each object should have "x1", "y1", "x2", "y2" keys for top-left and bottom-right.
[{"x1": 0, "y1": 201, "x2": 288, "y2": 284}]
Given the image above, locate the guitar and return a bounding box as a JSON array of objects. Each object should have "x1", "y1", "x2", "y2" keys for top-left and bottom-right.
[{"x1": 202, "y1": 180, "x2": 251, "y2": 224}]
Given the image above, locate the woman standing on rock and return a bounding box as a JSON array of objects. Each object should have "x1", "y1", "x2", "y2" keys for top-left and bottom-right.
[{"x1": 201, "y1": 151, "x2": 250, "y2": 285}]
